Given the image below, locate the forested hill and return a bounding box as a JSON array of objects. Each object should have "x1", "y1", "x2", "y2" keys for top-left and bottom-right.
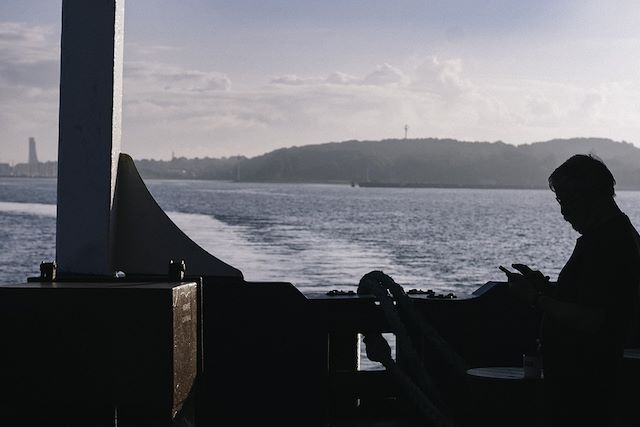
[{"x1": 135, "y1": 138, "x2": 640, "y2": 189}]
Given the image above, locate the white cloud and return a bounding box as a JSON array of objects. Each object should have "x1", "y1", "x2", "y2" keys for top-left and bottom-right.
[
  {"x1": 326, "y1": 71, "x2": 359, "y2": 85},
  {"x1": 0, "y1": 22, "x2": 60, "y2": 162},
  {"x1": 473, "y1": 79, "x2": 640, "y2": 143},
  {"x1": 362, "y1": 63, "x2": 410, "y2": 86},
  {"x1": 117, "y1": 58, "x2": 640, "y2": 158},
  {"x1": 270, "y1": 71, "x2": 359, "y2": 86},
  {"x1": 579, "y1": 92, "x2": 604, "y2": 116},
  {"x1": 0, "y1": 22, "x2": 58, "y2": 66},
  {"x1": 125, "y1": 61, "x2": 231, "y2": 93},
  {"x1": 0, "y1": 22, "x2": 59, "y2": 89},
  {"x1": 525, "y1": 95, "x2": 558, "y2": 118},
  {"x1": 413, "y1": 56, "x2": 473, "y2": 100},
  {"x1": 270, "y1": 74, "x2": 317, "y2": 86},
  {"x1": 271, "y1": 64, "x2": 410, "y2": 88}
]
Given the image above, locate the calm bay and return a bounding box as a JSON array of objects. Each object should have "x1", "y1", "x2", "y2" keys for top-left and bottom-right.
[{"x1": 3, "y1": 177, "x2": 640, "y2": 296}]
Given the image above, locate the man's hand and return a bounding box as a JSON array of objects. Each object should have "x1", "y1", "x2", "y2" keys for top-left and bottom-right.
[
  {"x1": 501, "y1": 263, "x2": 549, "y2": 305},
  {"x1": 506, "y1": 271, "x2": 537, "y2": 305},
  {"x1": 512, "y1": 264, "x2": 549, "y2": 283}
]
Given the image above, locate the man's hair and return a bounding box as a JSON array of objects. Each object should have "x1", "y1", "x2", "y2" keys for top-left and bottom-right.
[{"x1": 548, "y1": 154, "x2": 616, "y2": 198}]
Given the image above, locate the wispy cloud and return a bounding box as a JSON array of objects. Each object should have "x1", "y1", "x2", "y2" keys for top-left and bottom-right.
[
  {"x1": 0, "y1": 22, "x2": 58, "y2": 66},
  {"x1": 0, "y1": 22, "x2": 59, "y2": 162},
  {"x1": 270, "y1": 64, "x2": 409, "y2": 88},
  {"x1": 362, "y1": 63, "x2": 410, "y2": 86},
  {"x1": 125, "y1": 61, "x2": 231, "y2": 93},
  {"x1": 413, "y1": 57, "x2": 473, "y2": 100}
]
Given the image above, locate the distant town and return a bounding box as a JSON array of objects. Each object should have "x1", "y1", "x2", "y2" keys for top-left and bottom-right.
[
  {"x1": 3, "y1": 137, "x2": 640, "y2": 190},
  {"x1": 0, "y1": 137, "x2": 57, "y2": 178}
]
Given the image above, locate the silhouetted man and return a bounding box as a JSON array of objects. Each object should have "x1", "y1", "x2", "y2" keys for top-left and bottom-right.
[{"x1": 506, "y1": 154, "x2": 640, "y2": 426}]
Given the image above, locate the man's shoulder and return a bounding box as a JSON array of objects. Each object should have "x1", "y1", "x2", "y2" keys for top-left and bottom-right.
[
  {"x1": 613, "y1": 214, "x2": 640, "y2": 254},
  {"x1": 593, "y1": 213, "x2": 639, "y2": 246},
  {"x1": 583, "y1": 214, "x2": 640, "y2": 270}
]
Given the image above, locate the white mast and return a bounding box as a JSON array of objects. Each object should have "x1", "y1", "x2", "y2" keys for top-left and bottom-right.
[
  {"x1": 56, "y1": 0, "x2": 125, "y2": 275},
  {"x1": 54, "y1": 0, "x2": 240, "y2": 278}
]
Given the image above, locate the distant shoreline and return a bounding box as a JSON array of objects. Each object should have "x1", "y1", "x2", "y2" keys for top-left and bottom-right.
[
  {"x1": 162, "y1": 179, "x2": 640, "y2": 192},
  {"x1": 149, "y1": 177, "x2": 545, "y2": 189},
  {"x1": 2, "y1": 175, "x2": 640, "y2": 191},
  {"x1": 146, "y1": 178, "x2": 640, "y2": 191},
  {"x1": 356, "y1": 181, "x2": 544, "y2": 190}
]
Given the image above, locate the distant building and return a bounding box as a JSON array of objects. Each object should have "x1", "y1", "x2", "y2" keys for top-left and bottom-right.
[
  {"x1": 28, "y1": 137, "x2": 39, "y2": 165},
  {"x1": 12, "y1": 163, "x2": 31, "y2": 177},
  {"x1": 1, "y1": 138, "x2": 57, "y2": 178},
  {"x1": 41, "y1": 161, "x2": 57, "y2": 177}
]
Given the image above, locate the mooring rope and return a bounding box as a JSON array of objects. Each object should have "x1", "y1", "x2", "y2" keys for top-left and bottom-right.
[
  {"x1": 369, "y1": 271, "x2": 467, "y2": 375},
  {"x1": 361, "y1": 329, "x2": 452, "y2": 426},
  {"x1": 357, "y1": 270, "x2": 467, "y2": 427}
]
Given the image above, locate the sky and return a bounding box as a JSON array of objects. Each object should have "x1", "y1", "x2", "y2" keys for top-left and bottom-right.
[{"x1": 1, "y1": 1, "x2": 640, "y2": 163}]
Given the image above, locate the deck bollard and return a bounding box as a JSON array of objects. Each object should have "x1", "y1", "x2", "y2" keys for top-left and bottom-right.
[
  {"x1": 39, "y1": 261, "x2": 57, "y2": 281},
  {"x1": 168, "y1": 259, "x2": 186, "y2": 282}
]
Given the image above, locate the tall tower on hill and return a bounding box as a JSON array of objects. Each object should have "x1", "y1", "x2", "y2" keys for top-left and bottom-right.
[{"x1": 28, "y1": 137, "x2": 39, "y2": 165}]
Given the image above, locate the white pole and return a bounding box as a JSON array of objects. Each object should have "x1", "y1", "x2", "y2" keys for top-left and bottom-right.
[{"x1": 56, "y1": 0, "x2": 125, "y2": 275}]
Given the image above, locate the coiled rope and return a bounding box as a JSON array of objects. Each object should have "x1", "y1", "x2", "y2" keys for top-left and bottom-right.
[{"x1": 357, "y1": 271, "x2": 467, "y2": 427}]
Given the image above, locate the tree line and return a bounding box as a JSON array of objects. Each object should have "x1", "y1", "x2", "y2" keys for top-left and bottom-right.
[{"x1": 135, "y1": 138, "x2": 640, "y2": 189}]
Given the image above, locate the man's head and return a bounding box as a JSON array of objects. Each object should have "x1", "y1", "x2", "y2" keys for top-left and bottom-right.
[{"x1": 548, "y1": 154, "x2": 617, "y2": 233}]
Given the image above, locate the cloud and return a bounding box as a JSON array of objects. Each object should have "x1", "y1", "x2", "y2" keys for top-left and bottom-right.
[
  {"x1": 127, "y1": 62, "x2": 416, "y2": 134},
  {"x1": 119, "y1": 58, "x2": 640, "y2": 158},
  {"x1": 0, "y1": 22, "x2": 60, "y2": 162},
  {"x1": 413, "y1": 56, "x2": 473, "y2": 99},
  {"x1": 0, "y1": 22, "x2": 59, "y2": 89},
  {"x1": 525, "y1": 95, "x2": 558, "y2": 118},
  {"x1": 123, "y1": 62, "x2": 275, "y2": 138},
  {"x1": 270, "y1": 71, "x2": 359, "y2": 86},
  {"x1": 123, "y1": 62, "x2": 443, "y2": 157},
  {"x1": 125, "y1": 61, "x2": 231, "y2": 93},
  {"x1": 326, "y1": 71, "x2": 359, "y2": 85},
  {"x1": 270, "y1": 74, "x2": 317, "y2": 86},
  {"x1": 126, "y1": 43, "x2": 178, "y2": 58},
  {"x1": 271, "y1": 64, "x2": 410, "y2": 88},
  {"x1": 579, "y1": 92, "x2": 604, "y2": 116},
  {"x1": 362, "y1": 63, "x2": 410, "y2": 86},
  {"x1": 0, "y1": 22, "x2": 58, "y2": 66},
  {"x1": 474, "y1": 79, "x2": 640, "y2": 143}
]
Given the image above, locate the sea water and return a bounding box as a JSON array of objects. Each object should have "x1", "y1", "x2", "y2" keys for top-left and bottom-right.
[{"x1": 3, "y1": 177, "x2": 640, "y2": 296}]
